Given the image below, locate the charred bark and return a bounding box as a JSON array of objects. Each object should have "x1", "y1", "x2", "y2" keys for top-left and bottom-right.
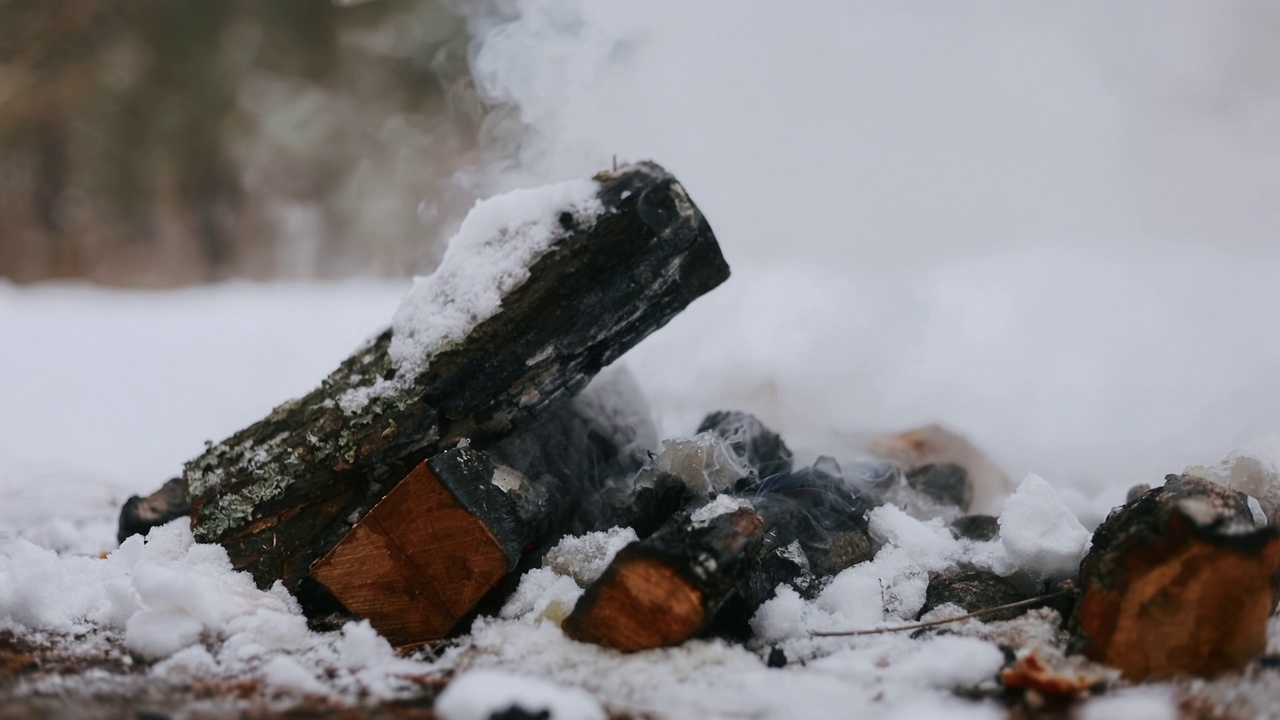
[
  {"x1": 118, "y1": 478, "x2": 190, "y2": 544},
  {"x1": 183, "y1": 162, "x2": 729, "y2": 600},
  {"x1": 562, "y1": 503, "x2": 766, "y2": 652},
  {"x1": 1071, "y1": 474, "x2": 1280, "y2": 679}
]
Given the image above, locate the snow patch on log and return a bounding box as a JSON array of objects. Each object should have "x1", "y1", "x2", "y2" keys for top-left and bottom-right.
[
  {"x1": 691, "y1": 494, "x2": 753, "y2": 527},
  {"x1": 542, "y1": 527, "x2": 639, "y2": 587},
  {"x1": 338, "y1": 178, "x2": 604, "y2": 413}
]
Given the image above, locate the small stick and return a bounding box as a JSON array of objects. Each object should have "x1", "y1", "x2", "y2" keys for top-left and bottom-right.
[{"x1": 810, "y1": 590, "x2": 1071, "y2": 637}]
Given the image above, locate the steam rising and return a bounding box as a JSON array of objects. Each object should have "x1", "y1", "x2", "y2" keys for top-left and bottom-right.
[{"x1": 449, "y1": 1, "x2": 1280, "y2": 511}]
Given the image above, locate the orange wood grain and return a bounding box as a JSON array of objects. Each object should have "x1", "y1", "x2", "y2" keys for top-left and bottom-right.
[
  {"x1": 310, "y1": 460, "x2": 509, "y2": 646},
  {"x1": 562, "y1": 555, "x2": 705, "y2": 652},
  {"x1": 1077, "y1": 512, "x2": 1280, "y2": 680}
]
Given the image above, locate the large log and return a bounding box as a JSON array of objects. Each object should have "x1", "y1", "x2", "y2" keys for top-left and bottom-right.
[
  {"x1": 184, "y1": 162, "x2": 729, "y2": 606},
  {"x1": 1071, "y1": 474, "x2": 1280, "y2": 679}
]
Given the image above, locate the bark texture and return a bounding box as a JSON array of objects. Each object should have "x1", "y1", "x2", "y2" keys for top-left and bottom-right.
[
  {"x1": 185, "y1": 162, "x2": 729, "y2": 600},
  {"x1": 563, "y1": 504, "x2": 766, "y2": 652}
]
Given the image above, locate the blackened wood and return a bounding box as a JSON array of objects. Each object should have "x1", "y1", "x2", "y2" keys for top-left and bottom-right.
[
  {"x1": 562, "y1": 504, "x2": 765, "y2": 651},
  {"x1": 951, "y1": 514, "x2": 999, "y2": 542},
  {"x1": 185, "y1": 162, "x2": 729, "y2": 598},
  {"x1": 309, "y1": 380, "x2": 662, "y2": 645},
  {"x1": 755, "y1": 458, "x2": 875, "y2": 577},
  {"x1": 906, "y1": 463, "x2": 972, "y2": 511},
  {"x1": 696, "y1": 410, "x2": 794, "y2": 481},
  {"x1": 918, "y1": 570, "x2": 1029, "y2": 623},
  {"x1": 1071, "y1": 474, "x2": 1280, "y2": 679},
  {"x1": 117, "y1": 478, "x2": 190, "y2": 543}
]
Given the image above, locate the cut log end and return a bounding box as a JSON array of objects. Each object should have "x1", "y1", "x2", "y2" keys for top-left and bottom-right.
[
  {"x1": 563, "y1": 506, "x2": 765, "y2": 652},
  {"x1": 562, "y1": 553, "x2": 706, "y2": 652},
  {"x1": 309, "y1": 459, "x2": 511, "y2": 646},
  {"x1": 1072, "y1": 474, "x2": 1280, "y2": 680}
]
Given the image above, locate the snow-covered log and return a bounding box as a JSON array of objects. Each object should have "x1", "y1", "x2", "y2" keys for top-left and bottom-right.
[
  {"x1": 182, "y1": 162, "x2": 729, "y2": 607},
  {"x1": 1071, "y1": 474, "x2": 1280, "y2": 680}
]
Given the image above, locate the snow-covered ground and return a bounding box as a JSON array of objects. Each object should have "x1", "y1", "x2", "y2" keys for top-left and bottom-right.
[
  {"x1": 7, "y1": 1, "x2": 1280, "y2": 717},
  {"x1": 5, "y1": 257, "x2": 1280, "y2": 718}
]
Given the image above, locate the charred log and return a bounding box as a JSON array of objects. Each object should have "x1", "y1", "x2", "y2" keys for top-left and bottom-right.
[
  {"x1": 562, "y1": 503, "x2": 766, "y2": 652},
  {"x1": 117, "y1": 478, "x2": 190, "y2": 544},
  {"x1": 179, "y1": 162, "x2": 728, "y2": 601}
]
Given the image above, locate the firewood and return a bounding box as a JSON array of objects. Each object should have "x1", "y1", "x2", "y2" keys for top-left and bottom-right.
[
  {"x1": 178, "y1": 162, "x2": 728, "y2": 611},
  {"x1": 1070, "y1": 474, "x2": 1280, "y2": 680},
  {"x1": 562, "y1": 501, "x2": 766, "y2": 651},
  {"x1": 310, "y1": 371, "x2": 659, "y2": 644}
]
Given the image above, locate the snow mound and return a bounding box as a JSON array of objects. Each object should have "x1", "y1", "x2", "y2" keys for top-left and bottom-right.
[
  {"x1": 998, "y1": 473, "x2": 1092, "y2": 580},
  {"x1": 542, "y1": 526, "x2": 638, "y2": 586},
  {"x1": 435, "y1": 669, "x2": 606, "y2": 720}
]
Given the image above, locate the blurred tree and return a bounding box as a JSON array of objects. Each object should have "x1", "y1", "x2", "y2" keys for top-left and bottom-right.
[{"x1": 0, "y1": 0, "x2": 479, "y2": 285}]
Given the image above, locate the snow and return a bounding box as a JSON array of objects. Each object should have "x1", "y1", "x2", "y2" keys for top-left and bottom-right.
[
  {"x1": 339, "y1": 178, "x2": 603, "y2": 412},
  {"x1": 997, "y1": 474, "x2": 1092, "y2": 581},
  {"x1": 7, "y1": 2, "x2": 1280, "y2": 714},
  {"x1": 1079, "y1": 686, "x2": 1179, "y2": 720},
  {"x1": 542, "y1": 526, "x2": 638, "y2": 586},
  {"x1": 691, "y1": 495, "x2": 753, "y2": 527},
  {"x1": 435, "y1": 669, "x2": 606, "y2": 720}
]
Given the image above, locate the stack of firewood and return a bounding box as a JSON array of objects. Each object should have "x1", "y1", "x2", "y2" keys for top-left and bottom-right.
[{"x1": 120, "y1": 162, "x2": 1280, "y2": 688}]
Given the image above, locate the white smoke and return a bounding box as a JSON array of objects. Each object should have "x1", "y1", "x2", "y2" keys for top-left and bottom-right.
[{"x1": 447, "y1": 0, "x2": 1280, "y2": 513}]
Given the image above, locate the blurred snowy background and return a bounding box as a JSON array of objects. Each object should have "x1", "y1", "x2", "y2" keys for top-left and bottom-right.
[{"x1": 5, "y1": 0, "x2": 1280, "y2": 551}]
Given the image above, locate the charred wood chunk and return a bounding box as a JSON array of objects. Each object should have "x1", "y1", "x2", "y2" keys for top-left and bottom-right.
[
  {"x1": 756, "y1": 457, "x2": 874, "y2": 575},
  {"x1": 178, "y1": 162, "x2": 728, "y2": 598},
  {"x1": 1071, "y1": 474, "x2": 1280, "y2": 680},
  {"x1": 608, "y1": 471, "x2": 698, "y2": 540},
  {"x1": 696, "y1": 410, "x2": 793, "y2": 480},
  {"x1": 309, "y1": 386, "x2": 658, "y2": 645},
  {"x1": 563, "y1": 503, "x2": 765, "y2": 652},
  {"x1": 906, "y1": 463, "x2": 972, "y2": 512},
  {"x1": 951, "y1": 514, "x2": 1000, "y2": 542},
  {"x1": 918, "y1": 570, "x2": 1028, "y2": 623},
  {"x1": 117, "y1": 478, "x2": 190, "y2": 543}
]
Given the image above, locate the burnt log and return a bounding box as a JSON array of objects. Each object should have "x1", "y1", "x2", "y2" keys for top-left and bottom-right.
[
  {"x1": 1071, "y1": 474, "x2": 1280, "y2": 680},
  {"x1": 118, "y1": 477, "x2": 190, "y2": 543},
  {"x1": 562, "y1": 501, "x2": 766, "y2": 651},
  {"x1": 181, "y1": 162, "x2": 729, "y2": 603},
  {"x1": 310, "y1": 369, "x2": 660, "y2": 644}
]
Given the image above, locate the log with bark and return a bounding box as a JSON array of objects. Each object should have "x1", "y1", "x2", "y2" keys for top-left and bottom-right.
[
  {"x1": 150, "y1": 163, "x2": 728, "y2": 623},
  {"x1": 1070, "y1": 474, "x2": 1280, "y2": 680},
  {"x1": 310, "y1": 376, "x2": 658, "y2": 644},
  {"x1": 562, "y1": 499, "x2": 766, "y2": 651}
]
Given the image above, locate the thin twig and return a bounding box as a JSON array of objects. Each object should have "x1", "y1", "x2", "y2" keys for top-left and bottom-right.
[{"x1": 810, "y1": 590, "x2": 1071, "y2": 637}]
